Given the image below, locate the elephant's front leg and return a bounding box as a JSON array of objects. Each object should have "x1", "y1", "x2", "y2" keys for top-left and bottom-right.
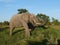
[
  {"x1": 22, "y1": 21, "x2": 30, "y2": 38},
  {"x1": 24, "y1": 29, "x2": 30, "y2": 38}
]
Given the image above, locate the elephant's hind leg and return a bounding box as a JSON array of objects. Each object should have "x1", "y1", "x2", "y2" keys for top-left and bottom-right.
[{"x1": 10, "y1": 26, "x2": 15, "y2": 36}]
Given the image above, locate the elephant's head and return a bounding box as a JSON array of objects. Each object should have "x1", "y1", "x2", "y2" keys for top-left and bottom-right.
[{"x1": 29, "y1": 14, "x2": 41, "y2": 26}]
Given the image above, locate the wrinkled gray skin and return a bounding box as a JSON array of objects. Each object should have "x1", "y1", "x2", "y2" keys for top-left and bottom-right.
[{"x1": 10, "y1": 13, "x2": 41, "y2": 38}]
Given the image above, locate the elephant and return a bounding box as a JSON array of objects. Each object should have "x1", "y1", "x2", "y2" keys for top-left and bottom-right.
[{"x1": 10, "y1": 13, "x2": 41, "y2": 38}]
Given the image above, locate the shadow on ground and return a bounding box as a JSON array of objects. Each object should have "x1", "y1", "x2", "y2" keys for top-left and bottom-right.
[
  {"x1": 27, "y1": 39, "x2": 48, "y2": 45},
  {"x1": 12, "y1": 29, "x2": 24, "y2": 35},
  {"x1": 57, "y1": 39, "x2": 60, "y2": 45},
  {"x1": 27, "y1": 39, "x2": 60, "y2": 45}
]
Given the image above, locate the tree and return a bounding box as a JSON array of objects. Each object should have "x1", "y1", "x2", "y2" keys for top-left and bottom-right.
[
  {"x1": 3, "y1": 21, "x2": 9, "y2": 25},
  {"x1": 0, "y1": 22, "x2": 2, "y2": 25},
  {"x1": 52, "y1": 17, "x2": 60, "y2": 25},
  {"x1": 17, "y1": 9, "x2": 28, "y2": 14},
  {"x1": 36, "y1": 13, "x2": 50, "y2": 26}
]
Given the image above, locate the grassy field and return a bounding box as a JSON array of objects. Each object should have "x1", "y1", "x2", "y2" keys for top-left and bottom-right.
[{"x1": 0, "y1": 25, "x2": 60, "y2": 45}]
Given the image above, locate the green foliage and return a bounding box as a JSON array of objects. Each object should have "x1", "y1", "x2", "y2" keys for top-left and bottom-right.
[
  {"x1": 0, "y1": 21, "x2": 9, "y2": 26},
  {"x1": 0, "y1": 25, "x2": 60, "y2": 45},
  {"x1": 18, "y1": 9, "x2": 28, "y2": 14},
  {"x1": 52, "y1": 17, "x2": 60, "y2": 25},
  {"x1": 0, "y1": 22, "x2": 9, "y2": 30},
  {"x1": 0, "y1": 22, "x2": 3, "y2": 26},
  {"x1": 3, "y1": 21, "x2": 9, "y2": 25},
  {"x1": 36, "y1": 13, "x2": 50, "y2": 25}
]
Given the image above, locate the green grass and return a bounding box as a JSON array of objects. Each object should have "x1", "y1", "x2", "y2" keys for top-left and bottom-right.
[{"x1": 0, "y1": 25, "x2": 60, "y2": 45}]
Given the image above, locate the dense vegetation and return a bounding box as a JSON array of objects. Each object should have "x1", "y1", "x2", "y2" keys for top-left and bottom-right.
[
  {"x1": 0, "y1": 25, "x2": 60, "y2": 45},
  {"x1": 0, "y1": 9, "x2": 60, "y2": 45}
]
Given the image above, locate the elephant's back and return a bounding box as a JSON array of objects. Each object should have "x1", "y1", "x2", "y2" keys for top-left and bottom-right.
[
  {"x1": 10, "y1": 14, "x2": 22, "y2": 27},
  {"x1": 10, "y1": 13, "x2": 30, "y2": 23},
  {"x1": 10, "y1": 13, "x2": 30, "y2": 27}
]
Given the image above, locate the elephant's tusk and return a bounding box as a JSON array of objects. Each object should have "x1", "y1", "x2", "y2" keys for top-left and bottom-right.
[{"x1": 36, "y1": 23, "x2": 41, "y2": 25}]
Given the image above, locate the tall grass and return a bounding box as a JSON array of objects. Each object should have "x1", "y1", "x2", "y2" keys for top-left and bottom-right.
[{"x1": 0, "y1": 26, "x2": 60, "y2": 45}]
